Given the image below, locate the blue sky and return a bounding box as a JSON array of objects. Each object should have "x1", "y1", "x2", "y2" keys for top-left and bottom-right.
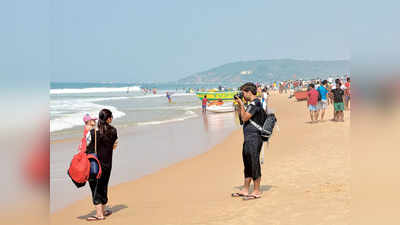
[{"x1": 4, "y1": 0, "x2": 358, "y2": 83}]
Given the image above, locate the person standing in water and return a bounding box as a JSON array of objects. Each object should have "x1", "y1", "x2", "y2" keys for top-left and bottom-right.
[
  {"x1": 85, "y1": 109, "x2": 118, "y2": 221},
  {"x1": 202, "y1": 95, "x2": 209, "y2": 113},
  {"x1": 166, "y1": 92, "x2": 172, "y2": 103}
]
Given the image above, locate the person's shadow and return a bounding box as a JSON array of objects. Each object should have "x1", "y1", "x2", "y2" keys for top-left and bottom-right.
[
  {"x1": 77, "y1": 204, "x2": 128, "y2": 220},
  {"x1": 234, "y1": 185, "x2": 274, "y2": 193},
  {"x1": 202, "y1": 112, "x2": 209, "y2": 132}
]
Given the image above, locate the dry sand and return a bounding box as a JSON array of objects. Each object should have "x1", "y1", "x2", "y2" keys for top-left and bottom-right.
[{"x1": 51, "y1": 93, "x2": 350, "y2": 225}]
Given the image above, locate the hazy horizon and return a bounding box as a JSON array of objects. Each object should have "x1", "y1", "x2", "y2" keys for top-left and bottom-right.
[
  {"x1": 45, "y1": 1, "x2": 350, "y2": 83},
  {"x1": 51, "y1": 58, "x2": 350, "y2": 83}
]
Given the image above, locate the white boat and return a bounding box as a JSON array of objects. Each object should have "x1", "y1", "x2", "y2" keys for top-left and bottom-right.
[{"x1": 207, "y1": 105, "x2": 235, "y2": 113}]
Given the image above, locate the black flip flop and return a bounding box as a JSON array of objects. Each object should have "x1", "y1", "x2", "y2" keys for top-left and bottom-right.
[
  {"x1": 87, "y1": 216, "x2": 105, "y2": 221},
  {"x1": 231, "y1": 192, "x2": 247, "y2": 197},
  {"x1": 243, "y1": 194, "x2": 262, "y2": 200}
]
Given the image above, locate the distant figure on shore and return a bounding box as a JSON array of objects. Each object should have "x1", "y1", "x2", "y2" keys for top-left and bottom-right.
[
  {"x1": 307, "y1": 83, "x2": 319, "y2": 123},
  {"x1": 344, "y1": 77, "x2": 351, "y2": 110},
  {"x1": 85, "y1": 109, "x2": 118, "y2": 221},
  {"x1": 166, "y1": 92, "x2": 172, "y2": 103},
  {"x1": 261, "y1": 88, "x2": 268, "y2": 112},
  {"x1": 232, "y1": 82, "x2": 264, "y2": 200},
  {"x1": 317, "y1": 80, "x2": 329, "y2": 121},
  {"x1": 202, "y1": 95, "x2": 209, "y2": 113}
]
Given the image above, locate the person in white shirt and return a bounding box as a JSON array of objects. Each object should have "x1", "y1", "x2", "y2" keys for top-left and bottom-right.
[{"x1": 261, "y1": 88, "x2": 268, "y2": 112}]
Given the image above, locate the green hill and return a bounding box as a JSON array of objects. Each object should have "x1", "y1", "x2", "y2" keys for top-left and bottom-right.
[{"x1": 178, "y1": 59, "x2": 349, "y2": 84}]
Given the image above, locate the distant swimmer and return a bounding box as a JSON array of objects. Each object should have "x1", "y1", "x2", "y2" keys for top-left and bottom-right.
[{"x1": 166, "y1": 92, "x2": 172, "y2": 103}]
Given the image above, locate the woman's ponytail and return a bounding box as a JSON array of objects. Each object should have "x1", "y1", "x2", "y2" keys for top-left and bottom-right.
[{"x1": 98, "y1": 109, "x2": 113, "y2": 137}]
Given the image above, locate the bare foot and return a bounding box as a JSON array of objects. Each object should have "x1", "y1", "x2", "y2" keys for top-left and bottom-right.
[
  {"x1": 244, "y1": 192, "x2": 262, "y2": 200},
  {"x1": 249, "y1": 191, "x2": 262, "y2": 196},
  {"x1": 232, "y1": 189, "x2": 249, "y2": 197}
]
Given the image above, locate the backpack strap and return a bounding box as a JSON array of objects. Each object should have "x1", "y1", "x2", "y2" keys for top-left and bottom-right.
[
  {"x1": 94, "y1": 128, "x2": 97, "y2": 154},
  {"x1": 249, "y1": 119, "x2": 262, "y2": 131}
]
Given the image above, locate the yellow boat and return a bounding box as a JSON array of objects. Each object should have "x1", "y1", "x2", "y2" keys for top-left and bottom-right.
[{"x1": 196, "y1": 91, "x2": 238, "y2": 101}]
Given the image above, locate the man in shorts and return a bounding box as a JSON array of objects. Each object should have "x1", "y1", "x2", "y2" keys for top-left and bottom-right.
[
  {"x1": 330, "y1": 79, "x2": 345, "y2": 122},
  {"x1": 307, "y1": 83, "x2": 319, "y2": 123},
  {"x1": 317, "y1": 80, "x2": 329, "y2": 121}
]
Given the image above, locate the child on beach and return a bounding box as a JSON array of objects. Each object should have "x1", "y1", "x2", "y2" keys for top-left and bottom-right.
[
  {"x1": 79, "y1": 114, "x2": 97, "y2": 152},
  {"x1": 307, "y1": 83, "x2": 319, "y2": 123},
  {"x1": 330, "y1": 79, "x2": 345, "y2": 122}
]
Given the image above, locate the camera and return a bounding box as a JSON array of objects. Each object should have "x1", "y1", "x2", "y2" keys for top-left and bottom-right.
[{"x1": 234, "y1": 92, "x2": 244, "y2": 100}]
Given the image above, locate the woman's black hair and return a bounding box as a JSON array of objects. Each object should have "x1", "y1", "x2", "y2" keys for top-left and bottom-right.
[{"x1": 98, "y1": 109, "x2": 113, "y2": 136}]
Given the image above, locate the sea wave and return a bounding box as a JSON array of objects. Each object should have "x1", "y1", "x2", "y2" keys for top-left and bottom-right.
[
  {"x1": 50, "y1": 86, "x2": 141, "y2": 94},
  {"x1": 50, "y1": 102, "x2": 126, "y2": 132},
  {"x1": 137, "y1": 111, "x2": 198, "y2": 126}
]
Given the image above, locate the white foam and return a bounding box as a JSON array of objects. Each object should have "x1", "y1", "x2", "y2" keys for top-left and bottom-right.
[
  {"x1": 50, "y1": 86, "x2": 141, "y2": 94},
  {"x1": 137, "y1": 111, "x2": 198, "y2": 126},
  {"x1": 50, "y1": 100, "x2": 126, "y2": 132}
]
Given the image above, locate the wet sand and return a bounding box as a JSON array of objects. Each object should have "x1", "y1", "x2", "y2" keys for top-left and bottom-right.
[
  {"x1": 51, "y1": 93, "x2": 350, "y2": 225},
  {"x1": 51, "y1": 111, "x2": 240, "y2": 212}
]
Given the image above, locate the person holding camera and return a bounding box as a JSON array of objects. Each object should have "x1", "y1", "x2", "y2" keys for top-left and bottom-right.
[{"x1": 232, "y1": 82, "x2": 264, "y2": 200}]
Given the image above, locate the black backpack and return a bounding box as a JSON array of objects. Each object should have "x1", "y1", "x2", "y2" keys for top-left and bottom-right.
[{"x1": 249, "y1": 107, "x2": 277, "y2": 142}]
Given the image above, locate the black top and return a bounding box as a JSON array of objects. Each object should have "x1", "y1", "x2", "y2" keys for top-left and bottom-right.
[
  {"x1": 86, "y1": 126, "x2": 118, "y2": 170},
  {"x1": 331, "y1": 88, "x2": 344, "y2": 103},
  {"x1": 243, "y1": 98, "x2": 264, "y2": 136}
]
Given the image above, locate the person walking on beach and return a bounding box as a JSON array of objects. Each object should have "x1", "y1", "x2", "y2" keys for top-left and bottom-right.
[
  {"x1": 330, "y1": 79, "x2": 345, "y2": 122},
  {"x1": 166, "y1": 92, "x2": 172, "y2": 103},
  {"x1": 85, "y1": 109, "x2": 118, "y2": 221},
  {"x1": 307, "y1": 83, "x2": 319, "y2": 123},
  {"x1": 202, "y1": 95, "x2": 209, "y2": 113},
  {"x1": 317, "y1": 80, "x2": 329, "y2": 121},
  {"x1": 344, "y1": 77, "x2": 351, "y2": 110},
  {"x1": 232, "y1": 82, "x2": 264, "y2": 200}
]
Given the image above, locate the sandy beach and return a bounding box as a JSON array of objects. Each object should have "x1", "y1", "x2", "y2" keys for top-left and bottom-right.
[{"x1": 51, "y1": 93, "x2": 350, "y2": 225}]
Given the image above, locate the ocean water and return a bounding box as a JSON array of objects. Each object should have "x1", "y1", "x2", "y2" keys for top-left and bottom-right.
[
  {"x1": 50, "y1": 82, "x2": 222, "y2": 136},
  {"x1": 50, "y1": 82, "x2": 241, "y2": 212}
]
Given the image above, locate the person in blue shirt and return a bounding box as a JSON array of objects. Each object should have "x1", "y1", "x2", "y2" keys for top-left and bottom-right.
[{"x1": 317, "y1": 80, "x2": 329, "y2": 121}]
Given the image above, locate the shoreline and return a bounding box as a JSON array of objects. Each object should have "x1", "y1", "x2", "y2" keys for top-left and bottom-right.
[
  {"x1": 51, "y1": 93, "x2": 350, "y2": 225},
  {"x1": 50, "y1": 111, "x2": 240, "y2": 212}
]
